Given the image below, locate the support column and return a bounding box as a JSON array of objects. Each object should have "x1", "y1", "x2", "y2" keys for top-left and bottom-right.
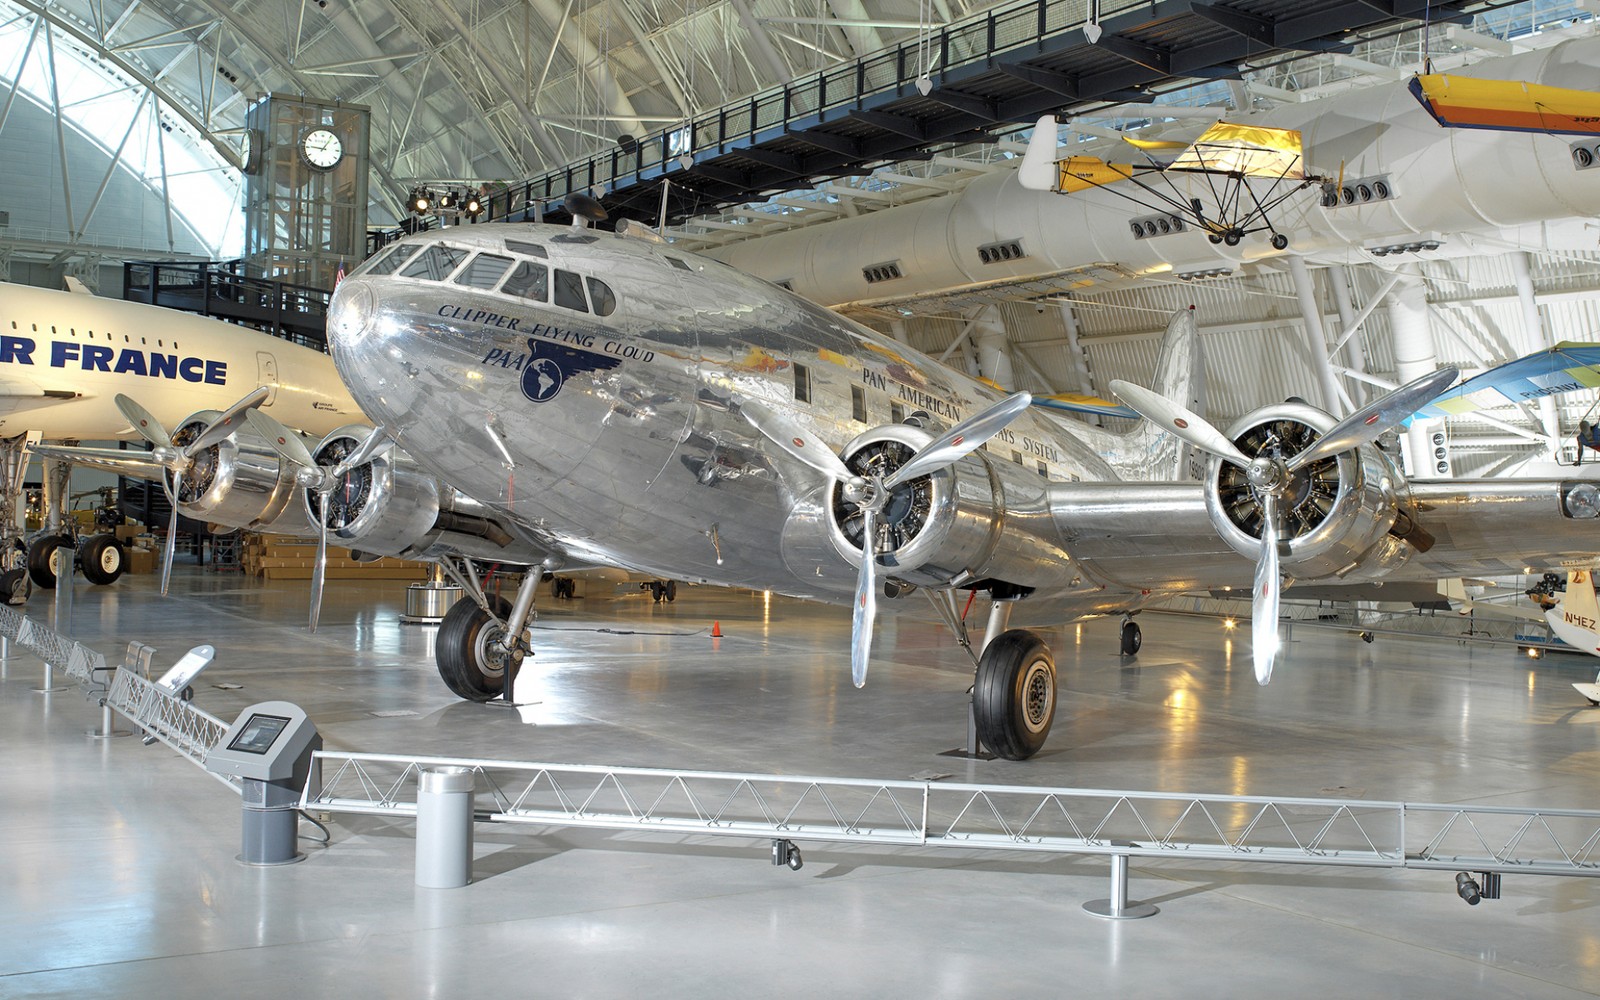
[
  {"x1": 1509, "y1": 252, "x2": 1563, "y2": 456},
  {"x1": 972, "y1": 306, "x2": 1015, "y2": 390},
  {"x1": 1287, "y1": 256, "x2": 1344, "y2": 416},
  {"x1": 1387, "y1": 266, "x2": 1440, "y2": 477},
  {"x1": 1326, "y1": 266, "x2": 1368, "y2": 407}
]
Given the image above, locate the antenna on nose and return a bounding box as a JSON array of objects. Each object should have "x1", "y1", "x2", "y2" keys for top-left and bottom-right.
[{"x1": 564, "y1": 191, "x2": 609, "y2": 229}]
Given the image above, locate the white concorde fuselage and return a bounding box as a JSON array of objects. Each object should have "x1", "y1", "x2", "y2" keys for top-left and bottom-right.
[{"x1": 0, "y1": 282, "x2": 358, "y2": 440}]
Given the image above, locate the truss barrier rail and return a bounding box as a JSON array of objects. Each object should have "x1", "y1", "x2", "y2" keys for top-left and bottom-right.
[
  {"x1": 304, "y1": 752, "x2": 1600, "y2": 880},
  {"x1": 0, "y1": 606, "x2": 238, "y2": 790}
]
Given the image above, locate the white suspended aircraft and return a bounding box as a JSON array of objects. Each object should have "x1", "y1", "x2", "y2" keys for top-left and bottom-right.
[
  {"x1": 1441, "y1": 572, "x2": 1600, "y2": 705},
  {"x1": 0, "y1": 281, "x2": 357, "y2": 599},
  {"x1": 203, "y1": 218, "x2": 1600, "y2": 761}
]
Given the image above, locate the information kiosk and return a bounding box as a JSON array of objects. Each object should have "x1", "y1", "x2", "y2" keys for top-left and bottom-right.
[{"x1": 205, "y1": 701, "x2": 321, "y2": 865}]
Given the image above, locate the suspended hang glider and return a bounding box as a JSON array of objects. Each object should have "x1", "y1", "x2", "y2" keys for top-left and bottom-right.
[
  {"x1": 1413, "y1": 342, "x2": 1600, "y2": 421},
  {"x1": 1019, "y1": 117, "x2": 1327, "y2": 249},
  {"x1": 1409, "y1": 75, "x2": 1600, "y2": 137}
]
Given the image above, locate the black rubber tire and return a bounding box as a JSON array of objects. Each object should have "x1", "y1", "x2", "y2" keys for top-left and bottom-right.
[
  {"x1": 665, "y1": 580, "x2": 677, "y2": 603},
  {"x1": 436, "y1": 595, "x2": 515, "y2": 701},
  {"x1": 1120, "y1": 621, "x2": 1142, "y2": 655},
  {"x1": 80, "y1": 535, "x2": 125, "y2": 586},
  {"x1": 1361, "y1": 631, "x2": 1375, "y2": 644},
  {"x1": 973, "y1": 629, "x2": 1056, "y2": 761},
  {"x1": 1271, "y1": 233, "x2": 1289, "y2": 250},
  {"x1": 650, "y1": 581, "x2": 664, "y2": 603},
  {"x1": 0, "y1": 566, "x2": 29, "y2": 605},
  {"x1": 26, "y1": 534, "x2": 71, "y2": 590},
  {"x1": 1223, "y1": 231, "x2": 1241, "y2": 247}
]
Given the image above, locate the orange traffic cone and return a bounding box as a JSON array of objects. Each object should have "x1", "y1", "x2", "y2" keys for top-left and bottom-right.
[{"x1": 711, "y1": 621, "x2": 723, "y2": 637}]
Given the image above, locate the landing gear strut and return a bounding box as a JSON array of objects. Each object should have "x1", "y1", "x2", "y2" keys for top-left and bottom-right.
[{"x1": 434, "y1": 559, "x2": 541, "y2": 702}]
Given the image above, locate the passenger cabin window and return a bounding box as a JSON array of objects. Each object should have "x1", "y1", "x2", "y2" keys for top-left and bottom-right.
[
  {"x1": 501, "y1": 261, "x2": 548, "y2": 301},
  {"x1": 505, "y1": 240, "x2": 548, "y2": 259},
  {"x1": 1011, "y1": 451, "x2": 1023, "y2": 466},
  {"x1": 587, "y1": 277, "x2": 617, "y2": 317},
  {"x1": 850, "y1": 385, "x2": 867, "y2": 423},
  {"x1": 553, "y1": 269, "x2": 589, "y2": 312},
  {"x1": 793, "y1": 362, "x2": 812, "y2": 403},
  {"x1": 359, "y1": 243, "x2": 418, "y2": 276},
  {"x1": 890, "y1": 402, "x2": 905, "y2": 423},
  {"x1": 455, "y1": 253, "x2": 513, "y2": 289},
  {"x1": 398, "y1": 244, "x2": 469, "y2": 281},
  {"x1": 1037, "y1": 461, "x2": 1048, "y2": 477}
]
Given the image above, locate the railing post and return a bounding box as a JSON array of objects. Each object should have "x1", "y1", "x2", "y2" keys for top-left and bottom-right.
[{"x1": 1083, "y1": 853, "x2": 1158, "y2": 919}]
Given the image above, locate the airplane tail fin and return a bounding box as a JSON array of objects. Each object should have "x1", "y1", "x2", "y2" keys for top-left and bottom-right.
[
  {"x1": 1563, "y1": 570, "x2": 1600, "y2": 623},
  {"x1": 1118, "y1": 307, "x2": 1207, "y2": 481},
  {"x1": 1018, "y1": 116, "x2": 1059, "y2": 192}
]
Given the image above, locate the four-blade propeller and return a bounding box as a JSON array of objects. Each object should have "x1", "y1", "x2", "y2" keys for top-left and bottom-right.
[
  {"x1": 245, "y1": 409, "x2": 393, "y2": 631},
  {"x1": 116, "y1": 386, "x2": 270, "y2": 596},
  {"x1": 1110, "y1": 366, "x2": 1458, "y2": 685},
  {"x1": 743, "y1": 391, "x2": 1033, "y2": 687}
]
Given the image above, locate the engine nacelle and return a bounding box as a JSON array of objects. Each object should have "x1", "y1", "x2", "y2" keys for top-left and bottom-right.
[
  {"x1": 1204, "y1": 403, "x2": 1414, "y2": 583},
  {"x1": 824, "y1": 423, "x2": 1071, "y2": 592},
  {"x1": 170, "y1": 410, "x2": 311, "y2": 534},
  {"x1": 303, "y1": 426, "x2": 545, "y2": 565}
]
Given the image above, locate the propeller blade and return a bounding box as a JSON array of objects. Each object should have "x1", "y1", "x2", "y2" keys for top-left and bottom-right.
[
  {"x1": 740, "y1": 399, "x2": 856, "y2": 483},
  {"x1": 884, "y1": 392, "x2": 1034, "y2": 490},
  {"x1": 183, "y1": 386, "x2": 271, "y2": 458},
  {"x1": 332, "y1": 426, "x2": 395, "y2": 478},
  {"x1": 1110, "y1": 380, "x2": 1253, "y2": 469},
  {"x1": 115, "y1": 393, "x2": 172, "y2": 451},
  {"x1": 850, "y1": 506, "x2": 879, "y2": 688},
  {"x1": 160, "y1": 469, "x2": 182, "y2": 597},
  {"x1": 1286, "y1": 366, "x2": 1460, "y2": 473},
  {"x1": 1252, "y1": 494, "x2": 1282, "y2": 685},
  {"x1": 310, "y1": 498, "x2": 329, "y2": 633},
  {"x1": 244, "y1": 409, "x2": 319, "y2": 472}
]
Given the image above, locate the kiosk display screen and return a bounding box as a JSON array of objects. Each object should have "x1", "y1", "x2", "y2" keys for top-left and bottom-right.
[{"x1": 227, "y1": 714, "x2": 292, "y2": 755}]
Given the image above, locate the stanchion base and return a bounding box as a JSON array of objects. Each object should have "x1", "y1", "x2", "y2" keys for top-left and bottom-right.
[
  {"x1": 87, "y1": 729, "x2": 133, "y2": 740},
  {"x1": 937, "y1": 747, "x2": 996, "y2": 760},
  {"x1": 1083, "y1": 899, "x2": 1158, "y2": 920},
  {"x1": 235, "y1": 853, "x2": 306, "y2": 867}
]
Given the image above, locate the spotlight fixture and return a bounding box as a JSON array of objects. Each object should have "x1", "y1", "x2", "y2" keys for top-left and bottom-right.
[
  {"x1": 1365, "y1": 237, "x2": 1443, "y2": 257},
  {"x1": 464, "y1": 194, "x2": 483, "y2": 219},
  {"x1": 409, "y1": 188, "x2": 432, "y2": 215},
  {"x1": 438, "y1": 190, "x2": 456, "y2": 209}
]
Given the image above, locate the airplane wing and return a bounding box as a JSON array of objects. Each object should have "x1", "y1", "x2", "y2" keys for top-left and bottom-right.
[
  {"x1": 1165, "y1": 122, "x2": 1308, "y2": 180},
  {"x1": 1413, "y1": 342, "x2": 1600, "y2": 420},
  {"x1": 1031, "y1": 392, "x2": 1139, "y2": 419},
  {"x1": 28, "y1": 443, "x2": 167, "y2": 481},
  {"x1": 1409, "y1": 74, "x2": 1600, "y2": 136}
]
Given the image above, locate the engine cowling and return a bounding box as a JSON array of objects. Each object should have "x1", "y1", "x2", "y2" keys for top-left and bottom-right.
[
  {"x1": 824, "y1": 423, "x2": 1070, "y2": 592},
  {"x1": 169, "y1": 410, "x2": 311, "y2": 534},
  {"x1": 1204, "y1": 402, "x2": 1415, "y2": 582},
  {"x1": 302, "y1": 426, "x2": 547, "y2": 565}
]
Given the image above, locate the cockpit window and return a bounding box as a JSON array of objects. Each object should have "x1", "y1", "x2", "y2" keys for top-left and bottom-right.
[
  {"x1": 587, "y1": 277, "x2": 616, "y2": 317},
  {"x1": 553, "y1": 269, "x2": 589, "y2": 313},
  {"x1": 505, "y1": 240, "x2": 548, "y2": 259},
  {"x1": 666, "y1": 257, "x2": 692, "y2": 271},
  {"x1": 357, "y1": 243, "x2": 417, "y2": 277},
  {"x1": 398, "y1": 244, "x2": 470, "y2": 281},
  {"x1": 454, "y1": 253, "x2": 513, "y2": 289},
  {"x1": 501, "y1": 260, "x2": 548, "y2": 302}
]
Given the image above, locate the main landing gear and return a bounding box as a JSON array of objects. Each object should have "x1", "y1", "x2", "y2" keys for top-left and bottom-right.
[
  {"x1": 26, "y1": 532, "x2": 126, "y2": 590},
  {"x1": 646, "y1": 579, "x2": 678, "y2": 603},
  {"x1": 433, "y1": 558, "x2": 539, "y2": 702}
]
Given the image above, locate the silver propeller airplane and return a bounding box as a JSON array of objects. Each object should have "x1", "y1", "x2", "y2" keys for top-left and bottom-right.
[{"x1": 242, "y1": 221, "x2": 1600, "y2": 759}]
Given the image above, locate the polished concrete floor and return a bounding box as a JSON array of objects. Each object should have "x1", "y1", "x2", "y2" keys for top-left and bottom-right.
[{"x1": 3, "y1": 564, "x2": 1600, "y2": 998}]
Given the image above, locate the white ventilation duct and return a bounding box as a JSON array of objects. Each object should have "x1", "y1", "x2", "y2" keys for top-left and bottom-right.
[{"x1": 710, "y1": 36, "x2": 1600, "y2": 309}]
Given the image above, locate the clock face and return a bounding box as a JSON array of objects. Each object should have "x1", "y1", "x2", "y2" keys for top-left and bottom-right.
[{"x1": 300, "y1": 128, "x2": 343, "y2": 169}]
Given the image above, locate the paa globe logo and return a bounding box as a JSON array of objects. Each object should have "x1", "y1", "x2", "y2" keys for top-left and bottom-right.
[{"x1": 519, "y1": 337, "x2": 621, "y2": 403}]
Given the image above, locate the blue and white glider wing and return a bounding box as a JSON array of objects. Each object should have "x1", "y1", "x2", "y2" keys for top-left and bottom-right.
[{"x1": 1413, "y1": 342, "x2": 1600, "y2": 421}]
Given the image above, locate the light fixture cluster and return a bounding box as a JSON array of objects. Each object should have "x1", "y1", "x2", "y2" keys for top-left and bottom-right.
[
  {"x1": 1365, "y1": 239, "x2": 1442, "y2": 256},
  {"x1": 408, "y1": 186, "x2": 485, "y2": 219},
  {"x1": 1176, "y1": 267, "x2": 1233, "y2": 281},
  {"x1": 1572, "y1": 143, "x2": 1600, "y2": 171}
]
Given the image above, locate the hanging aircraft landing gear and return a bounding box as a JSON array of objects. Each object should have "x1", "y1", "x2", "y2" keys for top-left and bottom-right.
[
  {"x1": 1120, "y1": 617, "x2": 1142, "y2": 655},
  {"x1": 972, "y1": 629, "x2": 1056, "y2": 761},
  {"x1": 1270, "y1": 233, "x2": 1289, "y2": 250},
  {"x1": 436, "y1": 594, "x2": 515, "y2": 701}
]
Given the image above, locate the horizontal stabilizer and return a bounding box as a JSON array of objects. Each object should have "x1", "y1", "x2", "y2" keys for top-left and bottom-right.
[{"x1": 1410, "y1": 74, "x2": 1600, "y2": 136}]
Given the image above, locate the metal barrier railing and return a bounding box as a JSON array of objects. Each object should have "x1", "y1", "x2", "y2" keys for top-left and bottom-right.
[{"x1": 304, "y1": 752, "x2": 1600, "y2": 879}]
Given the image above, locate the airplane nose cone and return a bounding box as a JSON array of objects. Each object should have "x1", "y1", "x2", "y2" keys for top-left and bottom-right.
[{"x1": 328, "y1": 280, "x2": 375, "y2": 345}]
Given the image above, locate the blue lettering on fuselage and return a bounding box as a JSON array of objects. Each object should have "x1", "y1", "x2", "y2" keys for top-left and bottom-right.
[{"x1": 1, "y1": 337, "x2": 228, "y2": 384}]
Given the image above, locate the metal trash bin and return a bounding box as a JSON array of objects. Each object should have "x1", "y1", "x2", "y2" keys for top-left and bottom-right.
[{"x1": 415, "y1": 766, "x2": 476, "y2": 888}]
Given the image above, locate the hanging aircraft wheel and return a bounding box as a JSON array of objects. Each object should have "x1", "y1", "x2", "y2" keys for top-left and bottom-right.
[
  {"x1": 1208, "y1": 234, "x2": 1223, "y2": 245},
  {"x1": 80, "y1": 535, "x2": 125, "y2": 586},
  {"x1": 1120, "y1": 620, "x2": 1142, "y2": 655},
  {"x1": 26, "y1": 534, "x2": 71, "y2": 590},
  {"x1": 665, "y1": 580, "x2": 678, "y2": 603},
  {"x1": 1271, "y1": 233, "x2": 1289, "y2": 250},
  {"x1": 436, "y1": 595, "x2": 516, "y2": 701},
  {"x1": 1223, "y1": 231, "x2": 1242, "y2": 247},
  {"x1": 0, "y1": 567, "x2": 28, "y2": 605},
  {"x1": 973, "y1": 629, "x2": 1056, "y2": 761}
]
